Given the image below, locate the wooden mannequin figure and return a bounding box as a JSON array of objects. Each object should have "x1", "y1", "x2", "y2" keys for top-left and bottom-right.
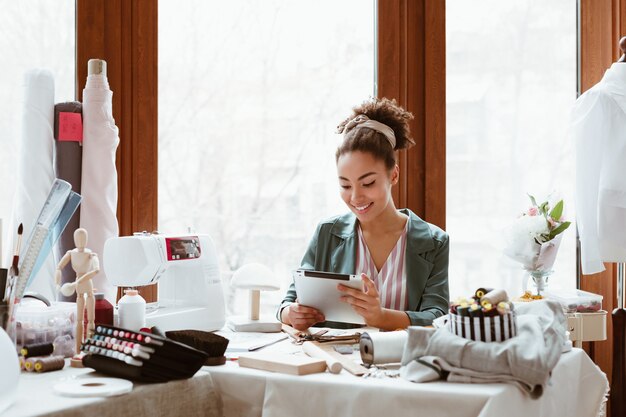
[{"x1": 55, "y1": 228, "x2": 100, "y2": 356}]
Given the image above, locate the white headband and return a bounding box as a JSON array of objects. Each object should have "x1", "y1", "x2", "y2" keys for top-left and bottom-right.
[{"x1": 340, "y1": 114, "x2": 396, "y2": 149}]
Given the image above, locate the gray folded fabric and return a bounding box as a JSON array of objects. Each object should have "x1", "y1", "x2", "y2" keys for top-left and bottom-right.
[{"x1": 400, "y1": 300, "x2": 566, "y2": 398}]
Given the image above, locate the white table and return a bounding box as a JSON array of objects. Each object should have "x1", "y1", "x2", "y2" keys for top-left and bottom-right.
[
  {"x1": 4, "y1": 361, "x2": 221, "y2": 417},
  {"x1": 3, "y1": 339, "x2": 609, "y2": 417},
  {"x1": 206, "y1": 344, "x2": 608, "y2": 417}
]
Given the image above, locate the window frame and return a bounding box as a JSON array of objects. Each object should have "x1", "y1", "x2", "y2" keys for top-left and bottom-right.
[
  {"x1": 76, "y1": 0, "x2": 158, "y2": 301},
  {"x1": 377, "y1": 0, "x2": 446, "y2": 230},
  {"x1": 76, "y1": 0, "x2": 617, "y2": 380}
]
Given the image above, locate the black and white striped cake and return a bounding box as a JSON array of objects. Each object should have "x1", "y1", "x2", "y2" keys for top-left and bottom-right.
[
  {"x1": 447, "y1": 288, "x2": 517, "y2": 342},
  {"x1": 448, "y1": 311, "x2": 517, "y2": 342}
]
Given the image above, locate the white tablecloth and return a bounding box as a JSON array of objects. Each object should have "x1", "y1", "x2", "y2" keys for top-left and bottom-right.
[
  {"x1": 3, "y1": 344, "x2": 607, "y2": 417},
  {"x1": 4, "y1": 361, "x2": 221, "y2": 417},
  {"x1": 206, "y1": 346, "x2": 608, "y2": 417}
]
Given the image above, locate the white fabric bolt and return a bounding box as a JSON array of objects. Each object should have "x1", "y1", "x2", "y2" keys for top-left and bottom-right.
[
  {"x1": 8, "y1": 70, "x2": 56, "y2": 299},
  {"x1": 360, "y1": 330, "x2": 408, "y2": 365},
  {"x1": 80, "y1": 72, "x2": 120, "y2": 302}
]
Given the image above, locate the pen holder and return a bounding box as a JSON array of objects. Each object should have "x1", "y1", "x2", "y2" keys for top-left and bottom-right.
[{"x1": 81, "y1": 324, "x2": 208, "y2": 382}]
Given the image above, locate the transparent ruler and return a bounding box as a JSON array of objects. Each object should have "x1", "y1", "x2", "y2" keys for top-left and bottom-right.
[{"x1": 13, "y1": 179, "x2": 82, "y2": 301}]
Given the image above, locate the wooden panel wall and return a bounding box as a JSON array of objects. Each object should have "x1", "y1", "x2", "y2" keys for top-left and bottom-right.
[
  {"x1": 76, "y1": 0, "x2": 158, "y2": 301},
  {"x1": 377, "y1": 0, "x2": 446, "y2": 229},
  {"x1": 76, "y1": 0, "x2": 158, "y2": 236}
]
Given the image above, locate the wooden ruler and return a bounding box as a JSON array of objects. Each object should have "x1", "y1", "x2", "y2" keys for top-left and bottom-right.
[{"x1": 313, "y1": 341, "x2": 370, "y2": 376}]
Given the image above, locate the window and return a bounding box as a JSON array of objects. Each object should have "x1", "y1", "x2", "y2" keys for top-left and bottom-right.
[
  {"x1": 158, "y1": 0, "x2": 375, "y2": 314},
  {"x1": 0, "y1": 1, "x2": 75, "y2": 264},
  {"x1": 446, "y1": 0, "x2": 577, "y2": 298}
]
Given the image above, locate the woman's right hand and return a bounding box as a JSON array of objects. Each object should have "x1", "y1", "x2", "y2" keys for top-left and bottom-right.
[{"x1": 282, "y1": 303, "x2": 325, "y2": 330}]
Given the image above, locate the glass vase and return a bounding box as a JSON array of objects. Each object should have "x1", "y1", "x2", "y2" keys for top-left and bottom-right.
[{"x1": 525, "y1": 270, "x2": 552, "y2": 298}]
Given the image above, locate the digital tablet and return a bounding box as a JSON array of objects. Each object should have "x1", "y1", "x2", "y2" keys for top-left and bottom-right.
[{"x1": 292, "y1": 270, "x2": 365, "y2": 325}]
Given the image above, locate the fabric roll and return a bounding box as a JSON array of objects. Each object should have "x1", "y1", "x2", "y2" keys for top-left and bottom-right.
[
  {"x1": 8, "y1": 70, "x2": 57, "y2": 300},
  {"x1": 80, "y1": 72, "x2": 119, "y2": 302},
  {"x1": 54, "y1": 102, "x2": 83, "y2": 301},
  {"x1": 360, "y1": 331, "x2": 408, "y2": 365}
]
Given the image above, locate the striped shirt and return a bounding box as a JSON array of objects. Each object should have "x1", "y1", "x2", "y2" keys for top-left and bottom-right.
[{"x1": 355, "y1": 222, "x2": 408, "y2": 311}]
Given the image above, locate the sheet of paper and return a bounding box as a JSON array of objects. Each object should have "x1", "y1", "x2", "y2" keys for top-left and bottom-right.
[{"x1": 218, "y1": 331, "x2": 289, "y2": 353}]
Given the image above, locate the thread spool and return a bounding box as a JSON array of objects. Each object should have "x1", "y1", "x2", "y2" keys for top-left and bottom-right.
[
  {"x1": 24, "y1": 357, "x2": 37, "y2": 372},
  {"x1": 88, "y1": 59, "x2": 107, "y2": 76},
  {"x1": 469, "y1": 303, "x2": 483, "y2": 317},
  {"x1": 480, "y1": 289, "x2": 508, "y2": 307},
  {"x1": 302, "y1": 341, "x2": 342, "y2": 374},
  {"x1": 474, "y1": 287, "x2": 494, "y2": 299},
  {"x1": 21, "y1": 342, "x2": 54, "y2": 358},
  {"x1": 457, "y1": 305, "x2": 470, "y2": 317},
  {"x1": 93, "y1": 293, "x2": 114, "y2": 326},
  {"x1": 33, "y1": 355, "x2": 65, "y2": 373},
  {"x1": 118, "y1": 289, "x2": 146, "y2": 331},
  {"x1": 359, "y1": 331, "x2": 408, "y2": 366},
  {"x1": 497, "y1": 301, "x2": 511, "y2": 315}
]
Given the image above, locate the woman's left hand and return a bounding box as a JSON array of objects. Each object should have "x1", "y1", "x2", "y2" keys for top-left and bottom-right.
[{"x1": 338, "y1": 273, "x2": 384, "y2": 327}]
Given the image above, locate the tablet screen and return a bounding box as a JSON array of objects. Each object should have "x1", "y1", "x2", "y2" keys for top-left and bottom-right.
[{"x1": 292, "y1": 270, "x2": 365, "y2": 325}]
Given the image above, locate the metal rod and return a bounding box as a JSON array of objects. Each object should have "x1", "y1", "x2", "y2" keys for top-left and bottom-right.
[
  {"x1": 619, "y1": 263, "x2": 624, "y2": 310},
  {"x1": 618, "y1": 263, "x2": 621, "y2": 309},
  {"x1": 617, "y1": 262, "x2": 626, "y2": 308}
]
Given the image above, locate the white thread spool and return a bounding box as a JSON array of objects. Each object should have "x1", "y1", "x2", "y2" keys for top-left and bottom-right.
[
  {"x1": 359, "y1": 331, "x2": 408, "y2": 365},
  {"x1": 117, "y1": 289, "x2": 145, "y2": 331},
  {"x1": 480, "y1": 289, "x2": 508, "y2": 307}
]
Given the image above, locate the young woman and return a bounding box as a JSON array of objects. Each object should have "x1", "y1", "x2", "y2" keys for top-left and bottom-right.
[{"x1": 278, "y1": 98, "x2": 449, "y2": 331}]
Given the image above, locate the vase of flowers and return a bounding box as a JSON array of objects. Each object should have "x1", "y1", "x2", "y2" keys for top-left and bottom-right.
[{"x1": 503, "y1": 194, "x2": 571, "y2": 298}]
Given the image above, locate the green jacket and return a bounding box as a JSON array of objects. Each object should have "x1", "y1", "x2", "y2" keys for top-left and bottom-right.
[{"x1": 278, "y1": 208, "x2": 449, "y2": 328}]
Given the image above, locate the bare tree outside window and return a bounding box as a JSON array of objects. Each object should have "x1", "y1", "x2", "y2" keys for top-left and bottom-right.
[
  {"x1": 158, "y1": 0, "x2": 375, "y2": 314},
  {"x1": 446, "y1": 0, "x2": 577, "y2": 299}
]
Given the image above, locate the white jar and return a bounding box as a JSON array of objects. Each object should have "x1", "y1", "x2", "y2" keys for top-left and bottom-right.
[{"x1": 117, "y1": 289, "x2": 146, "y2": 331}]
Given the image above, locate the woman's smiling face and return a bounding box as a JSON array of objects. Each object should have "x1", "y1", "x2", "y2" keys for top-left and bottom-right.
[{"x1": 336, "y1": 150, "x2": 398, "y2": 223}]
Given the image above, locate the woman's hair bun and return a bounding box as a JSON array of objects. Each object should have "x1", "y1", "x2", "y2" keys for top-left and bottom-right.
[{"x1": 336, "y1": 97, "x2": 415, "y2": 150}]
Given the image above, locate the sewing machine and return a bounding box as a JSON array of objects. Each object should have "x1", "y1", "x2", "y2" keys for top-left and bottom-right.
[{"x1": 103, "y1": 233, "x2": 225, "y2": 332}]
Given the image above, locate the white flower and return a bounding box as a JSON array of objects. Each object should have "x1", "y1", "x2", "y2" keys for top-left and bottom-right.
[
  {"x1": 503, "y1": 194, "x2": 570, "y2": 273},
  {"x1": 511, "y1": 214, "x2": 549, "y2": 243}
]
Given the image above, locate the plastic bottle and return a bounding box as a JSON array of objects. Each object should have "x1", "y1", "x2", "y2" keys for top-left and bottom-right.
[{"x1": 117, "y1": 289, "x2": 146, "y2": 331}]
